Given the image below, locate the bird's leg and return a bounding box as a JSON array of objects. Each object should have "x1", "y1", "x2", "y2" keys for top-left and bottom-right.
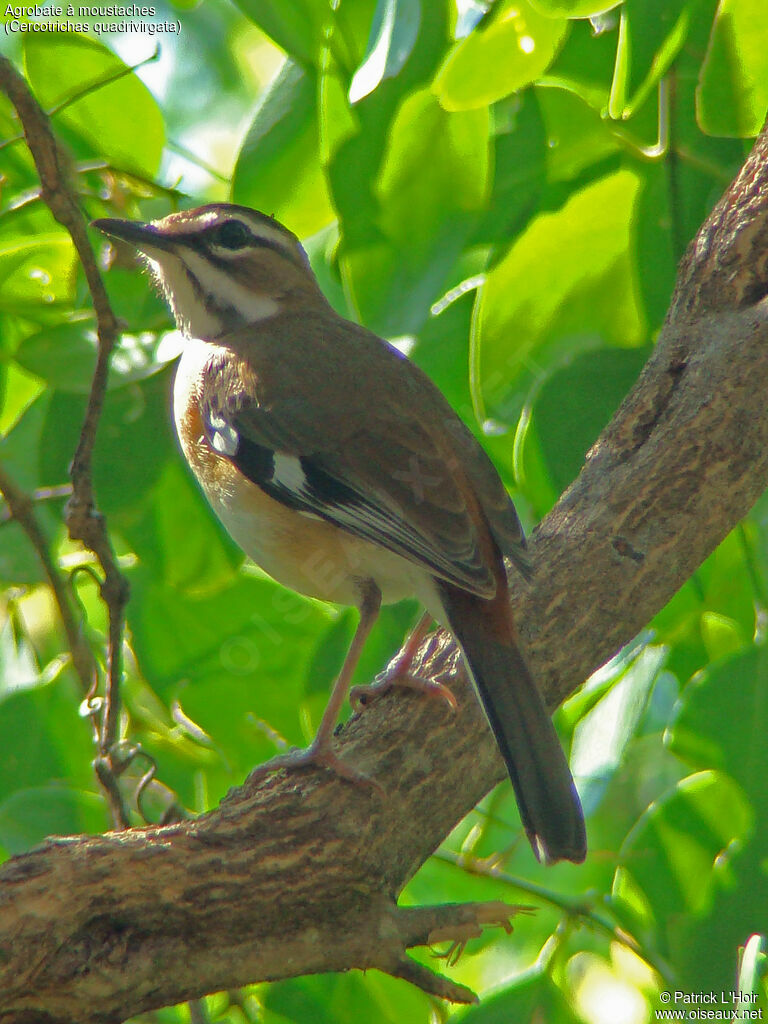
[
  {"x1": 350, "y1": 611, "x2": 457, "y2": 712},
  {"x1": 249, "y1": 581, "x2": 383, "y2": 787}
]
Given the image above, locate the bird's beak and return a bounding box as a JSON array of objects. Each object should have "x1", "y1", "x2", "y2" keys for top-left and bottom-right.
[{"x1": 91, "y1": 217, "x2": 174, "y2": 255}]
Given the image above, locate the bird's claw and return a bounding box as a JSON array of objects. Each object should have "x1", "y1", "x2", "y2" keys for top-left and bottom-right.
[
  {"x1": 350, "y1": 671, "x2": 457, "y2": 712},
  {"x1": 248, "y1": 741, "x2": 386, "y2": 796}
]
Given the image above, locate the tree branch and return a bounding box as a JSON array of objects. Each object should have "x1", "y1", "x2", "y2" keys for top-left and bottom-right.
[{"x1": 1, "y1": 74, "x2": 767, "y2": 1024}]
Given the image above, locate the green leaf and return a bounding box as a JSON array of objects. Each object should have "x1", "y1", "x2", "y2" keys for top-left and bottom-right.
[
  {"x1": 0, "y1": 358, "x2": 45, "y2": 439},
  {"x1": 230, "y1": 0, "x2": 330, "y2": 66},
  {"x1": 736, "y1": 935, "x2": 768, "y2": 1008},
  {"x1": 609, "y1": 0, "x2": 699, "y2": 118},
  {"x1": 613, "y1": 770, "x2": 753, "y2": 926},
  {"x1": 697, "y1": 0, "x2": 768, "y2": 138},
  {"x1": 232, "y1": 61, "x2": 334, "y2": 237},
  {"x1": 320, "y1": 0, "x2": 451, "y2": 324},
  {"x1": 0, "y1": 677, "x2": 97, "y2": 818},
  {"x1": 0, "y1": 235, "x2": 77, "y2": 312},
  {"x1": 0, "y1": 612, "x2": 42, "y2": 698},
  {"x1": 0, "y1": 391, "x2": 51, "y2": 492},
  {"x1": 433, "y1": 0, "x2": 568, "y2": 111},
  {"x1": 650, "y1": 531, "x2": 757, "y2": 685},
  {"x1": 519, "y1": 346, "x2": 650, "y2": 514},
  {"x1": 541, "y1": 12, "x2": 619, "y2": 110},
  {"x1": 472, "y1": 169, "x2": 646, "y2": 422},
  {"x1": 634, "y1": 163, "x2": 679, "y2": 328},
  {"x1": 304, "y1": 609, "x2": 356, "y2": 697},
  {"x1": 455, "y1": 961, "x2": 582, "y2": 1023},
  {"x1": 349, "y1": 0, "x2": 422, "y2": 103},
  {"x1": 530, "y1": 0, "x2": 621, "y2": 15},
  {"x1": 39, "y1": 369, "x2": 174, "y2": 519},
  {"x1": 571, "y1": 645, "x2": 666, "y2": 813},
  {"x1": 668, "y1": 645, "x2": 768, "y2": 812},
  {"x1": 264, "y1": 971, "x2": 432, "y2": 1024},
  {"x1": 120, "y1": 456, "x2": 243, "y2": 593},
  {"x1": 700, "y1": 610, "x2": 745, "y2": 661},
  {"x1": 0, "y1": 522, "x2": 48, "y2": 586},
  {"x1": 472, "y1": 91, "x2": 548, "y2": 245},
  {"x1": 536, "y1": 86, "x2": 621, "y2": 182},
  {"x1": 23, "y1": 33, "x2": 164, "y2": 176},
  {"x1": 342, "y1": 88, "x2": 489, "y2": 333},
  {"x1": 127, "y1": 567, "x2": 332, "y2": 776},
  {"x1": 0, "y1": 786, "x2": 108, "y2": 854},
  {"x1": 14, "y1": 321, "x2": 174, "y2": 394}
]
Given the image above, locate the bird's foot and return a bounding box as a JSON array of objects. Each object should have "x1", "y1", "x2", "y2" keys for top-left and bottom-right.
[
  {"x1": 350, "y1": 611, "x2": 453, "y2": 712},
  {"x1": 350, "y1": 662, "x2": 457, "y2": 713},
  {"x1": 248, "y1": 738, "x2": 385, "y2": 795}
]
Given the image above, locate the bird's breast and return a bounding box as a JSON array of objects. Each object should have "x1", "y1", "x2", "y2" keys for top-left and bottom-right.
[{"x1": 171, "y1": 340, "x2": 431, "y2": 610}]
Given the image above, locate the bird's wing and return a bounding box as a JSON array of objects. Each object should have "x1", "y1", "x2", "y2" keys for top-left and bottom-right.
[{"x1": 200, "y1": 315, "x2": 528, "y2": 595}]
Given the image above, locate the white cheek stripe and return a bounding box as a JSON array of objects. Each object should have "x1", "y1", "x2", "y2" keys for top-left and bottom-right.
[{"x1": 183, "y1": 252, "x2": 279, "y2": 323}]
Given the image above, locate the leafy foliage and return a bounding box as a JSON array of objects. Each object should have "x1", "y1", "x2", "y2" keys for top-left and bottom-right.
[{"x1": 1, "y1": 2, "x2": 768, "y2": 1022}]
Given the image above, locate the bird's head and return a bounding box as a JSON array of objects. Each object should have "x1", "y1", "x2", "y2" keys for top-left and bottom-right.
[{"x1": 92, "y1": 203, "x2": 328, "y2": 339}]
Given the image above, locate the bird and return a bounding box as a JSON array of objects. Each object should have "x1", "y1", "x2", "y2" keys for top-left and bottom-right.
[{"x1": 92, "y1": 203, "x2": 586, "y2": 865}]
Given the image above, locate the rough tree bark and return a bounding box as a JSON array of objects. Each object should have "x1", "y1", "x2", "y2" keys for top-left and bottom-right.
[{"x1": 1, "y1": 110, "x2": 767, "y2": 1024}]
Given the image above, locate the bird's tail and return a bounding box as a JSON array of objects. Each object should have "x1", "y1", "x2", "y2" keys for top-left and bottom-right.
[{"x1": 440, "y1": 584, "x2": 586, "y2": 864}]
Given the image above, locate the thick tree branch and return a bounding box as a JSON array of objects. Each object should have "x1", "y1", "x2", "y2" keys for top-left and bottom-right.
[{"x1": 1, "y1": 82, "x2": 767, "y2": 1024}]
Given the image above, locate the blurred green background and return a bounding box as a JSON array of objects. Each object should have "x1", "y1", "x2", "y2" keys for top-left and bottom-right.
[{"x1": 1, "y1": 1, "x2": 767, "y2": 1021}]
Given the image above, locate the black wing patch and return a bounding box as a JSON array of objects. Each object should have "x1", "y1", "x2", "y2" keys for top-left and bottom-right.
[{"x1": 201, "y1": 401, "x2": 493, "y2": 595}]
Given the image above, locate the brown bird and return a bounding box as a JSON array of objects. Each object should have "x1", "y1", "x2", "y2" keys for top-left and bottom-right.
[{"x1": 93, "y1": 204, "x2": 586, "y2": 864}]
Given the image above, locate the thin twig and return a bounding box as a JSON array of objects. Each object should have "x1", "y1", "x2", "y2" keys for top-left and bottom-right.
[
  {"x1": 0, "y1": 466, "x2": 95, "y2": 697},
  {"x1": 435, "y1": 848, "x2": 677, "y2": 987},
  {"x1": 0, "y1": 54, "x2": 130, "y2": 830},
  {"x1": 0, "y1": 47, "x2": 160, "y2": 152},
  {"x1": 0, "y1": 482, "x2": 72, "y2": 525}
]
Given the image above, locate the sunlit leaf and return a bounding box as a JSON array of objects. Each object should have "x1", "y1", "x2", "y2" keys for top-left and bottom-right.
[
  {"x1": 434, "y1": 0, "x2": 568, "y2": 111},
  {"x1": 14, "y1": 321, "x2": 174, "y2": 394},
  {"x1": 531, "y1": 0, "x2": 620, "y2": 14},
  {"x1": 457, "y1": 960, "x2": 582, "y2": 1022},
  {"x1": 472, "y1": 169, "x2": 645, "y2": 422},
  {"x1": 23, "y1": 33, "x2": 164, "y2": 176},
  {"x1": 232, "y1": 60, "x2": 334, "y2": 236},
  {"x1": 230, "y1": 0, "x2": 330, "y2": 66},
  {"x1": 668, "y1": 645, "x2": 768, "y2": 810},
  {"x1": 609, "y1": 0, "x2": 699, "y2": 118},
  {"x1": 0, "y1": 235, "x2": 76, "y2": 311},
  {"x1": 697, "y1": 0, "x2": 768, "y2": 137},
  {"x1": 342, "y1": 88, "x2": 489, "y2": 333},
  {"x1": 613, "y1": 771, "x2": 752, "y2": 924},
  {"x1": 571, "y1": 645, "x2": 666, "y2": 813},
  {"x1": 349, "y1": 0, "x2": 422, "y2": 103}
]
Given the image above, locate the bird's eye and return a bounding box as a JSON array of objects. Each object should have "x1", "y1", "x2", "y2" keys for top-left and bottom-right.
[{"x1": 212, "y1": 220, "x2": 251, "y2": 250}]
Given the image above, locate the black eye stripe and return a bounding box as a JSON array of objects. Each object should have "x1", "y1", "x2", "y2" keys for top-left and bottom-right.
[
  {"x1": 206, "y1": 236, "x2": 291, "y2": 265},
  {"x1": 178, "y1": 220, "x2": 296, "y2": 263}
]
